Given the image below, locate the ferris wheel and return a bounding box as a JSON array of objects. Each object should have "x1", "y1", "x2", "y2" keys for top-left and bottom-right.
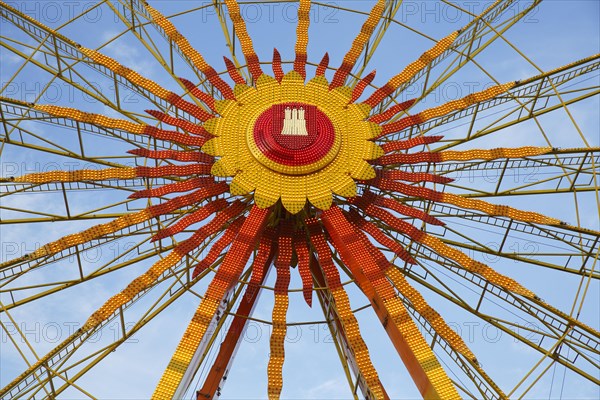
[{"x1": 0, "y1": 0, "x2": 599, "y2": 399}]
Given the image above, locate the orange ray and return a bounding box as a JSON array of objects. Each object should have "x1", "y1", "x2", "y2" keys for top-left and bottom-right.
[
  {"x1": 330, "y1": 0, "x2": 385, "y2": 89},
  {"x1": 352, "y1": 197, "x2": 537, "y2": 298},
  {"x1": 83, "y1": 203, "x2": 251, "y2": 334},
  {"x1": 379, "y1": 146, "x2": 553, "y2": 163},
  {"x1": 294, "y1": 0, "x2": 311, "y2": 79},
  {"x1": 144, "y1": 3, "x2": 235, "y2": 99},
  {"x1": 306, "y1": 219, "x2": 385, "y2": 400},
  {"x1": 19, "y1": 184, "x2": 228, "y2": 262},
  {"x1": 379, "y1": 82, "x2": 515, "y2": 137},
  {"x1": 364, "y1": 31, "x2": 458, "y2": 108},
  {"x1": 79, "y1": 47, "x2": 212, "y2": 121},
  {"x1": 348, "y1": 216, "x2": 477, "y2": 362},
  {"x1": 129, "y1": 177, "x2": 214, "y2": 199},
  {"x1": 223, "y1": 0, "x2": 263, "y2": 80},
  {"x1": 33, "y1": 104, "x2": 207, "y2": 147},
  {"x1": 152, "y1": 198, "x2": 229, "y2": 241},
  {"x1": 145, "y1": 109, "x2": 212, "y2": 137},
  {"x1": 321, "y1": 206, "x2": 460, "y2": 399},
  {"x1": 192, "y1": 216, "x2": 245, "y2": 277},
  {"x1": 386, "y1": 267, "x2": 478, "y2": 362},
  {"x1": 371, "y1": 177, "x2": 560, "y2": 225},
  {"x1": 268, "y1": 222, "x2": 293, "y2": 399},
  {"x1": 197, "y1": 231, "x2": 274, "y2": 399},
  {"x1": 12, "y1": 167, "x2": 137, "y2": 184},
  {"x1": 153, "y1": 206, "x2": 270, "y2": 399},
  {"x1": 347, "y1": 209, "x2": 415, "y2": 264},
  {"x1": 376, "y1": 169, "x2": 453, "y2": 184},
  {"x1": 12, "y1": 163, "x2": 214, "y2": 185}
]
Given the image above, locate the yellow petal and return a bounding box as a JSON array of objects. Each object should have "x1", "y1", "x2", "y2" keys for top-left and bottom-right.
[
  {"x1": 202, "y1": 117, "x2": 221, "y2": 135},
  {"x1": 306, "y1": 172, "x2": 334, "y2": 210},
  {"x1": 361, "y1": 141, "x2": 384, "y2": 160},
  {"x1": 332, "y1": 86, "x2": 352, "y2": 103},
  {"x1": 230, "y1": 164, "x2": 257, "y2": 195},
  {"x1": 214, "y1": 100, "x2": 237, "y2": 115},
  {"x1": 350, "y1": 160, "x2": 376, "y2": 180},
  {"x1": 330, "y1": 174, "x2": 357, "y2": 198},
  {"x1": 348, "y1": 102, "x2": 372, "y2": 118},
  {"x1": 365, "y1": 121, "x2": 382, "y2": 139},
  {"x1": 282, "y1": 70, "x2": 304, "y2": 84},
  {"x1": 201, "y1": 137, "x2": 223, "y2": 157},
  {"x1": 256, "y1": 74, "x2": 278, "y2": 89},
  {"x1": 281, "y1": 176, "x2": 307, "y2": 214},
  {"x1": 234, "y1": 84, "x2": 253, "y2": 97},
  {"x1": 306, "y1": 75, "x2": 329, "y2": 89},
  {"x1": 211, "y1": 156, "x2": 238, "y2": 177},
  {"x1": 253, "y1": 170, "x2": 281, "y2": 209}
]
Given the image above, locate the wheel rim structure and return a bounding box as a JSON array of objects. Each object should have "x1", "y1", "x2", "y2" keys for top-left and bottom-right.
[{"x1": 0, "y1": 1, "x2": 598, "y2": 399}]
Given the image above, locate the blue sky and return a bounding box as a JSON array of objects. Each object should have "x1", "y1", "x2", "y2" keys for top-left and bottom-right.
[{"x1": 1, "y1": 1, "x2": 599, "y2": 399}]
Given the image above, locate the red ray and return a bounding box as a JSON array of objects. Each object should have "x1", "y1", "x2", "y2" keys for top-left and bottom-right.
[
  {"x1": 368, "y1": 99, "x2": 416, "y2": 124},
  {"x1": 380, "y1": 114, "x2": 428, "y2": 136},
  {"x1": 152, "y1": 198, "x2": 228, "y2": 241},
  {"x1": 178, "y1": 77, "x2": 223, "y2": 108},
  {"x1": 192, "y1": 216, "x2": 246, "y2": 278},
  {"x1": 275, "y1": 221, "x2": 294, "y2": 269},
  {"x1": 246, "y1": 227, "x2": 276, "y2": 299},
  {"x1": 370, "y1": 178, "x2": 443, "y2": 203},
  {"x1": 350, "y1": 70, "x2": 376, "y2": 103},
  {"x1": 143, "y1": 183, "x2": 229, "y2": 239},
  {"x1": 353, "y1": 197, "x2": 427, "y2": 244},
  {"x1": 316, "y1": 53, "x2": 329, "y2": 77},
  {"x1": 129, "y1": 177, "x2": 215, "y2": 199},
  {"x1": 346, "y1": 209, "x2": 416, "y2": 264},
  {"x1": 223, "y1": 57, "x2": 247, "y2": 85},
  {"x1": 207, "y1": 205, "x2": 270, "y2": 290},
  {"x1": 305, "y1": 220, "x2": 343, "y2": 291},
  {"x1": 145, "y1": 110, "x2": 212, "y2": 137},
  {"x1": 272, "y1": 48, "x2": 284, "y2": 82},
  {"x1": 156, "y1": 201, "x2": 245, "y2": 247},
  {"x1": 163, "y1": 93, "x2": 213, "y2": 122},
  {"x1": 140, "y1": 126, "x2": 207, "y2": 147},
  {"x1": 352, "y1": 190, "x2": 444, "y2": 226},
  {"x1": 293, "y1": 231, "x2": 313, "y2": 307},
  {"x1": 376, "y1": 169, "x2": 453, "y2": 184},
  {"x1": 127, "y1": 148, "x2": 213, "y2": 164}
]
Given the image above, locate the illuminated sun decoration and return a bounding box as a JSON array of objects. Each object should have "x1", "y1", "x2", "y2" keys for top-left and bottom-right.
[{"x1": 5, "y1": 1, "x2": 589, "y2": 399}]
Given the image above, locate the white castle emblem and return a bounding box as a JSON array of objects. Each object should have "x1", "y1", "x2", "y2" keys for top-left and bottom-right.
[{"x1": 280, "y1": 106, "x2": 309, "y2": 136}]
